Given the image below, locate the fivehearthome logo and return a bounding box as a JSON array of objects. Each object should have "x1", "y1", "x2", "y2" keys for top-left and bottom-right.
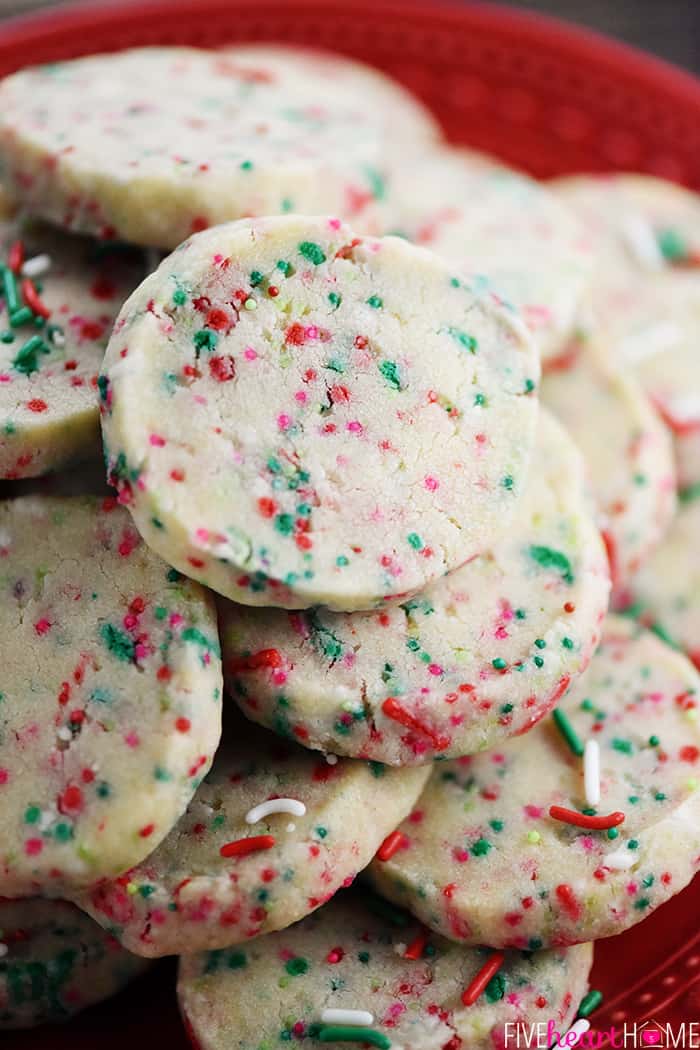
[{"x1": 504, "y1": 1019, "x2": 700, "y2": 1049}]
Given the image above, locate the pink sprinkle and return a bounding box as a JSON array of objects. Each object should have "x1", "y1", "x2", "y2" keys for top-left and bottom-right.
[
  {"x1": 0, "y1": 769, "x2": 9, "y2": 785},
  {"x1": 346, "y1": 420, "x2": 363, "y2": 434},
  {"x1": 495, "y1": 625, "x2": 508, "y2": 640},
  {"x1": 428, "y1": 663, "x2": 443, "y2": 676},
  {"x1": 306, "y1": 325, "x2": 319, "y2": 340},
  {"x1": 25, "y1": 838, "x2": 43, "y2": 856},
  {"x1": 328, "y1": 218, "x2": 341, "y2": 230},
  {"x1": 134, "y1": 643, "x2": 148, "y2": 661},
  {"x1": 524, "y1": 804, "x2": 543, "y2": 819},
  {"x1": 271, "y1": 670, "x2": 287, "y2": 686},
  {"x1": 244, "y1": 347, "x2": 258, "y2": 361},
  {"x1": 452, "y1": 847, "x2": 470, "y2": 863},
  {"x1": 34, "y1": 618, "x2": 52, "y2": 636},
  {"x1": 0, "y1": 374, "x2": 11, "y2": 383},
  {"x1": 149, "y1": 434, "x2": 166, "y2": 447},
  {"x1": 169, "y1": 613, "x2": 184, "y2": 628},
  {"x1": 195, "y1": 528, "x2": 210, "y2": 542},
  {"x1": 424, "y1": 475, "x2": 439, "y2": 491},
  {"x1": 626, "y1": 882, "x2": 638, "y2": 896},
  {"x1": 125, "y1": 731, "x2": 140, "y2": 748},
  {"x1": 277, "y1": 414, "x2": 292, "y2": 431},
  {"x1": 294, "y1": 390, "x2": 308, "y2": 404}
]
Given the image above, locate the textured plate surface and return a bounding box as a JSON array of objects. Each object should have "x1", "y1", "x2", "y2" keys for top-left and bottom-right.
[{"x1": 0, "y1": 0, "x2": 699, "y2": 1041}]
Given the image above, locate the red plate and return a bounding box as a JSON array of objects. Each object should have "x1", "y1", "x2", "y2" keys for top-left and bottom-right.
[{"x1": 1, "y1": 0, "x2": 699, "y2": 1042}]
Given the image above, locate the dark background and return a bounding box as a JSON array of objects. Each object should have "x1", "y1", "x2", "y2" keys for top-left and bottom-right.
[{"x1": 0, "y1": 0, "x2": 699, "y2": 75}]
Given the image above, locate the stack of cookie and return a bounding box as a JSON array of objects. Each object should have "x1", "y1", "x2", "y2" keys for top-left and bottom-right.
[{"x1": 0, "y1": 45, "x2": 697, "y2": 1049}]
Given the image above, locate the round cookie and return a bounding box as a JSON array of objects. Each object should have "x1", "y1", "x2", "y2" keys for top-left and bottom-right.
[
  {"x1": 368, "y1": 617, "x2": 700, "y2": 947},
  {"x1": 0, "y1": 897, "x2": 150, "y2": 1029},
  {"x1": 177, "y1": 892, "x2": 593, "y2": 1050},
  {"x1": 0, "y1": 215, "x2": 144, "y2": 479},
  {"x1": 0, "y1": 47, "x2": 408, "y2": 250},
  {"x1": 99, "y1": 214, "x2": 539, "y2": 612},
  {"x1": 0, "y1": 496, "x2": 222, "y2": 897},
  {"x1": 386, "y1": 147, "x2": 593, "y2": 362},
  {"x1": 74, "y1": 714, "x2": 430, "y2": 957},
  {"x1": 221, "y1": 412, "x2": 610, "y2": 764},
  {"x1": 541, "y1": 342, "x2": 676, "y2": 590},
  {"x1": 553, "y1": 173, "x2": 700, "y2": 274},
  {"x1": 624, "y1": 497, "x2": 700, "y2": 669}
]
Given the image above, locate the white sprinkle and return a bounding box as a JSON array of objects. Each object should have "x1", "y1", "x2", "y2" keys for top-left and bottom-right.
[
  {"x1": 321, "y1": 1009, "x2": 374, "y2": 1027},
  {"x1": 619, "y1": 215, "x2": 664, "y2": 269},
  {"x1": 49, "y1": 328, "x2": 66, "y2": 348},
  {"x1": 245, "y1": 798, "x2": 306, "y2": 825},
  {"x1": 604, "y1": 850, "x2": 637, "y2": 870},
  {"x1": 56, "y1": 727, "x2": 72, "y2": 742},
  {"x1": 584, "y1": 739, "x2": 600, "y2": 807},
  {"x1": 325, "y1": 753, "x2": 339, "y2": 765},
  {"x1": 0, "y1": 943, "x2": 7, "y2": 958},
  {"x1": 562, "y1": 1019, "x2": 590, "y2": 1046},
  {"x1": 286, "y1": 823, "x2": 296, "y2": 833},
  {"x1": 21, "y1": 253, "x2": 51, "y2": 279}
]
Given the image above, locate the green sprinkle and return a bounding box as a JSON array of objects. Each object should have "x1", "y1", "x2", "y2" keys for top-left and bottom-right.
[
  {"x1": 474, "y1": 392, "x2": 487, "y2": 406},
  {"x1": 193, "y1": 329, "x2": 218, "y2": 352},
  {"x1": 318, "y1": 1026, "x2": 390, "y2": 1049},
  {"x1": 1, "y1": 264, "x2": 20, "y2": 314},
  {"x1": 502, "y1": 475, "x2": 514, "y2": 490},
  {"x1": 336, "y1": 555, "x2": 349, "y2": 567},
  {"x1": 577, "y1": 989, "x2": 603, "y2": 1018},
  {"x1": 328, "y1": 291, "x2": 341, "y2": 309},
  {"x1": 99, "y1": 622, "x2": 135, "y2": 663},
  {"x1": 24, "y1": 805, "x2": 40, "y2": 824},
  {"x1": 228, "y1": 951, "x2": 247, "y2": 969},
  {"x1": 0, "y1": 330, "x2": 14, "y2": 343},
  {"x1": 10, "y1": 306, "x2": 33, "y2": 327},
  {"x1": 534, "y1": 638, "x2": 546, "y2": 649},
  {"x1": 634, "y1": 897, "x2": 650, "y2": 910},
  {"x1": 379, "y1": 360, "x2": 403, "y2": 390},
  {"x1": 249, "y1": 270, "x2": 263, "y2": 287},
  {"x1": 12, "y1": 334, "x2": 47, "y2": 375},
  {"x1": 54, "y1": 822, "x2": 73, "y2": 842},
  {"x1": 407, "y1": 532, "x2": 423, "y2": 551},
  {"x1": 612, "y1": 738, "x2": 633, "y2": 755},
  {"x1": 446, "y1": 326, "x2": 477, "y2": 353},
  {"x1": 529, "y1": 545, "x2": 574, "y2": 584},
  {"x1": 649, "y1": 735, "x2": 659, "y2": 747},
  {"x1": 485, "y1": 972, "x2": 506, "y2": 1003},
  {"x1": 166, "y1": 568, "x2": 182, "y2": 583},
  {"x1": 679, "y1": 482, "x2": 700, "y2": 505},
  {"x1": 561, "y1": 637, "x2": 574, "y2": 649},
  {"x1": 358, "y1": 951, "x2": 370, "y2": 964},
  {"x1": 657, "y1": 228, "x2": 687, "y2": 261},
  {"x1": 492, "y1": 658, "x2": 507, "y2": 670},
  {"x1": 627, "y1": 839, "x2": 639, "y2": 850},
  {"x1": 366, "y1": 295, "x2": 383, "y2": 309},
  {"x1": 274, "y1": 513, "x2": 294, "y2": 536},
  {"x1": 284, "y1": 957, "x2": 308, "y2": 976},
  {"x1": 607, "y1": 827, "x2": 619, "y2": 840},
  {"x1": 172, "y1": 288, "x2": 187, "y2": 305},
  {"x1": 533, "y1": 655, "x2": 544, "y2": 668},
  {"x1": 276, "y1": 260, "x2": 293, "y2": 276},
  {"x1": 552, "y1": 709, "x2": 584, "y2": 758},
  {"x1": 471, "y1": 838, "x2": 492, "y2": 857},
  {"x1": 298, "y1": 242, "x2": 326, "y2": 266},
  {"x1": 524, "y1": 378, "x2": 536, "y2": 394},
  {"x1": 240, "y1": 160, "x2": 254, "y2": 171},
  {"x1": 655, "y1": 791, "x2": 666, "y2": 801}
]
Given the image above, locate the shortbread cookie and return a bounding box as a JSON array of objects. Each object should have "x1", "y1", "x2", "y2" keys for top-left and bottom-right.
[
  {"x1": 177, "y1": 893, "x2": 593, "y2": 1050},
  {"x1": 542, "y1": 342, "x2": 676, "y2": 589},
  {"x1": 75, "y1": 715, "x2": 429, "y2": 956},
  {"x1": 388, "y1": 148, "x2": 593, "y2": 362},
  {"x1": 0, "y1": 47, "x2": 414, "y2": 249},
  {"x1": 100, "y1": 215, "x2": 538, "y2": 611},
  {"x1": 0, "y1": 216, "x2": 143, "y2": 478},
  {"x1": 0, "y1": 496, "x2": 222, "y2": 896},
  {"x1": 0, "y1": 898, "x2": 150, "y2": 1028},
  {"x1": 221, "y1": 412, "x2": 609, "y2": 764},
  {"x1": 369, "y1": 618, "x2": 700, "y2": 947}
]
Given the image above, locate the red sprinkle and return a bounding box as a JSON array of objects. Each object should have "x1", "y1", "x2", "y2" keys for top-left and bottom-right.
[
  {"x1": 461, "y1": 951, "x2": 505, "y2": 1006},
  {"x1": 219, "y1": 835, "x2": 276, "y2": 859},
  {"x1": 377, "y1": 829, "x2": 407, "y2": 862},
  {"x1": 8, "y1": 240, "x2": 24, "y2": 274},
  {"x1": 549, "y1": 805, "x2": 625, "y2": 830},
  {"x1": 404, "y1": 929, "x2": 428, "y2": 960},
  {"x1": 21, "y1": 278, "x2": 51, "y2": 319},
  {"x1": 381, "y1": 697, "x2": 450, "y2": 751}
]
